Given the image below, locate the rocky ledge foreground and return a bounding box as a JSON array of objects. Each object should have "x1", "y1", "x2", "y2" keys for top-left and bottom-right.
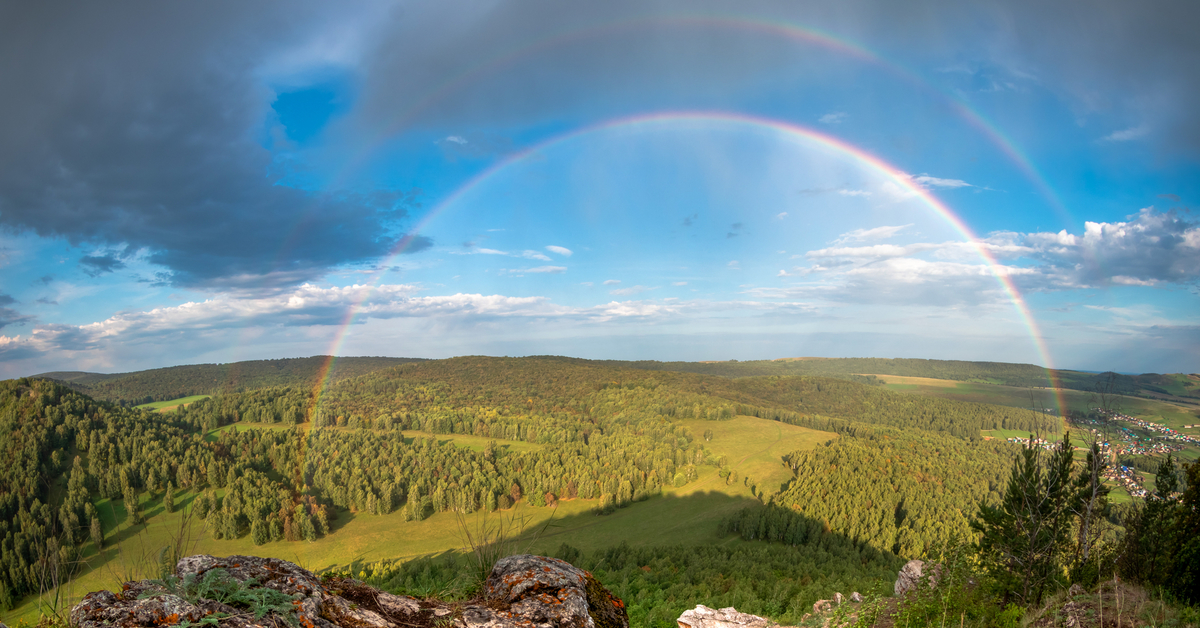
[{"x1": 70, "y1": 554, "x2": 628, "y2": 628}]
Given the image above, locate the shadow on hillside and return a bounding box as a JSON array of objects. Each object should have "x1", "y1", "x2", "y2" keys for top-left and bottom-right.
[{"x1": 318, "y1": 489, "x2": 899, "y2": 576}]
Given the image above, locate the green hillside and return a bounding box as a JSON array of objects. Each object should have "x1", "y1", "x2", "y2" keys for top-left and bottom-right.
[{"x1": 35, "y1": 356, "x2": 426, "y2": 405}]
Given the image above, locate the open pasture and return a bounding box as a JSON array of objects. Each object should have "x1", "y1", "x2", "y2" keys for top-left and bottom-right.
[
  {"x1": 676, "y1": 415, "x2": 836, "y2": 498},
  {"x1": 869, "y1": 374, "x2": 1198, "y2": 427},
  {"x1": 135, "y1": 395, "x2": 211, "y2": 412}
]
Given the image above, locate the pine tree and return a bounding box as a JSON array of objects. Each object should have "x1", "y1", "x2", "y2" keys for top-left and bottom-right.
[
  {"x1": 1068, "y1": 441, "x2": 1110, "y2": 584},
  {"x1": 250, "y1": 519, "x2": 269, "y2": 546},
  {"x1": 973, "y1": 433, "x2": 1074, "y2": 605},
  {"x1": 164, "y1": 482, "x2": 176, "y2": 514},
  {"x1": 89, "y1": 517, "x2": 103, "y2": 550},
  {"x1": 123, "y1": 485, "x2": 143, "y2": 525}
]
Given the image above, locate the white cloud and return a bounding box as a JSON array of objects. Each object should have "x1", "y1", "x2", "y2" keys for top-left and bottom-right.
[
  {"x1": 838, "y1": 189, "x2": 872, "y2": 197},
  {"x1": 1100, "y1": 124, "x2": 1149, "y2": 142},
  {"x1": 672, "y1": 281, "x2": 688, "y2": 286},
  {"x1": 545, "y1": 245, "x2": 573, "y2": 257},
  {"x1": 603, "y1": 279, "x2": 621, "y2": 285},
  {"x1": 520, "y1": 250, "x2": 552, "y2": 261},
  {"x1": 501, "y1": 265, "x2": 567, "y2": 276},
  {"x1": 475, "y1": 248, "x2": 507, "y2": 255},
  {"x1": 834, "y1": 224, "x2": 913, "y2": 244},
  {"x1": 442, "y1": 135, "x2": 467, "y2": 144},
  {"x1": 610, "y1": 285, "x2": 653, "y2": 296},
  {"x1": 580, "y1": 281, "x2": 593, "y2": 287},
  {"x1": 909, "y1": 174, "x2": 972, "y2": 189},
  {"x1": 819, "y1": 112, "x2": 847, "y2": 124},
  {"x1": 807, "y1": 243, "x2": 941, "y2": 259},
  {"x1": 776, "y1": 212, "x2": 788, "y2": 219},
  {"x1": 1022, "y1": 208, "x2": 1200, "y2": 286},
  {"x1": 727, "y1": 261, "x2": 740, "y2": 269}
]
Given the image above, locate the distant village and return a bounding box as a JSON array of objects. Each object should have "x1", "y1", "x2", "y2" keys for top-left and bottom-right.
[{"x1": 1004, "y1": 409, "x2": 1198, "y2": 499}]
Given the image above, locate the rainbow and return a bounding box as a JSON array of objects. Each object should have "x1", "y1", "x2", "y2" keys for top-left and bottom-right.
[
  {"x1": 306, "y1": 111, "x2": 1068, "y2": 419},
  {"x1": 331, "y1": 13, "x2": 1072, "y2": 229}
]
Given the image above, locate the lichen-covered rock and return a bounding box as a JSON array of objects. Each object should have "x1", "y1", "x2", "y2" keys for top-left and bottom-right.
[
  {"x1": 812, "y1": 600, "x2": 832, "y2": 614},
  {"x1": 483, "y1": 554, "x2": 627, "y2": 628},
  {"x1": 849, "y1": 592, "x2": 862, "y2": 603},
  {"x1": 676, "y1": 605, "x2": 775, "y2": 628},
  {"x1": 70, "y1": 554, "x2": 626, "y2": 628},
  {"x1": 894, "y1": 559, "x2": 925, "y2": 597}
]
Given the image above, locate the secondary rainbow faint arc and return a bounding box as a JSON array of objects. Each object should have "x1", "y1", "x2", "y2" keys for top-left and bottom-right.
[
  {"x1": 329, "y1": 13, "x2": 1072, "y2": 229},
  {"x1": 308, "y1": 111, "x2": 1068, "y2": 420}
]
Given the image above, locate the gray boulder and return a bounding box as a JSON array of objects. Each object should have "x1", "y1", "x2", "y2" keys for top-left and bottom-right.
[{"x1": 676, "y1": 605, "x2": 775, "y2": 628}]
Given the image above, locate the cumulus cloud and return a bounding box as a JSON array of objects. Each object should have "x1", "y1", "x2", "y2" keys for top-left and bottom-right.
[
  {"x1": 1021, "y1": 207, "x2": 1200, "y2": 286},
  {"x1": 545, "y1": 245, "x2": 572, "y2": 257},
  {"x1": 768, "y1": 208, "x2": 1200, "y2": 309},
  {"x1": 0, "y1": 282, "x2": 823, "y2": 365}
]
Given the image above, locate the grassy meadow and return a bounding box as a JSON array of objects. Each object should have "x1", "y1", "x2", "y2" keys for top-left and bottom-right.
[{"x1": 135, "y1": 395, "x2": 211, "y2": 412}]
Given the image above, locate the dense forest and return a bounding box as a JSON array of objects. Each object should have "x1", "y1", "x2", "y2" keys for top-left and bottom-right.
[{"x1": 2, "y1": 355, "x2": 1194, "y2": 623}]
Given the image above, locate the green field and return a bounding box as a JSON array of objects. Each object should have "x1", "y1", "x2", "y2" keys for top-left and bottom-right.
[
  {"x1": 135, "y1": 395, "x2": 211, "y2": 412},
  {"x1": 677, "y1": 416, "x2": 836, "y2": 498},
  {"x1": 6, "y1": 416, "x2": 835, "y2": 624}
]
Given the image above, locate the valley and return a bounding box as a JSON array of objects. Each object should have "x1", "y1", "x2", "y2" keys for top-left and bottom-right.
[{"x1": 2, "y1": 355, "x2": 1197, "y2": 626}]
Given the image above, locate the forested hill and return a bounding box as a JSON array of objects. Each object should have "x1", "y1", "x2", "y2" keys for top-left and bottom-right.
[
  {"x1": 575, "y1": 356, "x2": 1200, "y2": 400},
  {"x1": 580, "y1": 356, "x2": 1086, "y2": 388},
  {"x1": 298, "y1": 356, "x2": 1057, "y2": 440},
  {"x1": 35, "y1": 356, "x2": 426, "y2": 405}
]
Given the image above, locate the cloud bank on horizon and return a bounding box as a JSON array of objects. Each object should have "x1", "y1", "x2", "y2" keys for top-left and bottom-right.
[{"x1": 0, "y1": 0, "x2": 1196, "y2": 376}]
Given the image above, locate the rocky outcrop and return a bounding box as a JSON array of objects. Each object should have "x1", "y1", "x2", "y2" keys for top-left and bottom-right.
[
  {"x1": 675, "y1": 605, "x2": 776, "y2": 628},
  {"x1": 71, "y1": 554, "x2": 627, "y2": 628},
  {"x1": 893, "y1": 559, "x2": 925, "y2": 597}
]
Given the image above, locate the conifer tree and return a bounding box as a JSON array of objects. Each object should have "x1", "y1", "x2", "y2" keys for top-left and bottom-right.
[
  {"x1": 89, "y1": 517, "x2": 103, "y2": 550},
  {"x1": 973, "y1": 433, "x2": 1074, "y2": 605},
  {"x1": 164, "y1": 482, "x2": 176, "y2": 514}
]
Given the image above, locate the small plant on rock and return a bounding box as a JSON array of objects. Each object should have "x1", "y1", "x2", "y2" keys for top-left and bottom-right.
[{"x1": 143, "y1": 568, "x2": 302, "y2": 625}]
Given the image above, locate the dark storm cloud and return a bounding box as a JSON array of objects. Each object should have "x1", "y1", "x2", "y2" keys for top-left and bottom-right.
[
  {"x1": 1, "y1": 0, "x2": 1197, "y2": 297},
  {"x1": 347, "y1": 0, "x2": 1200, "y2": 152},
  {"x1": 0, "y1": 307, "x2": 34, "y2": 330},
  {"x1": 79, "y1": 253, "x2": 126, "y2": 277},
  {"x1": 0, "y1": 294, "x2": 15, "y2": 306},
  {"x1": 0, "y1": 2, "x2": 423, "y2": 290}
]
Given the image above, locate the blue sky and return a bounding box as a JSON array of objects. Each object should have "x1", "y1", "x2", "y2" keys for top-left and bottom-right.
[{"x1": 0, "y1": 0, "x2": 1197, "y2": 376}]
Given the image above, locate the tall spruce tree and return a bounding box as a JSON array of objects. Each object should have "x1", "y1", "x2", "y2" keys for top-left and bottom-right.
[{"x1": 973, "y1": 433, "x2": 1075, "y2": 605}]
